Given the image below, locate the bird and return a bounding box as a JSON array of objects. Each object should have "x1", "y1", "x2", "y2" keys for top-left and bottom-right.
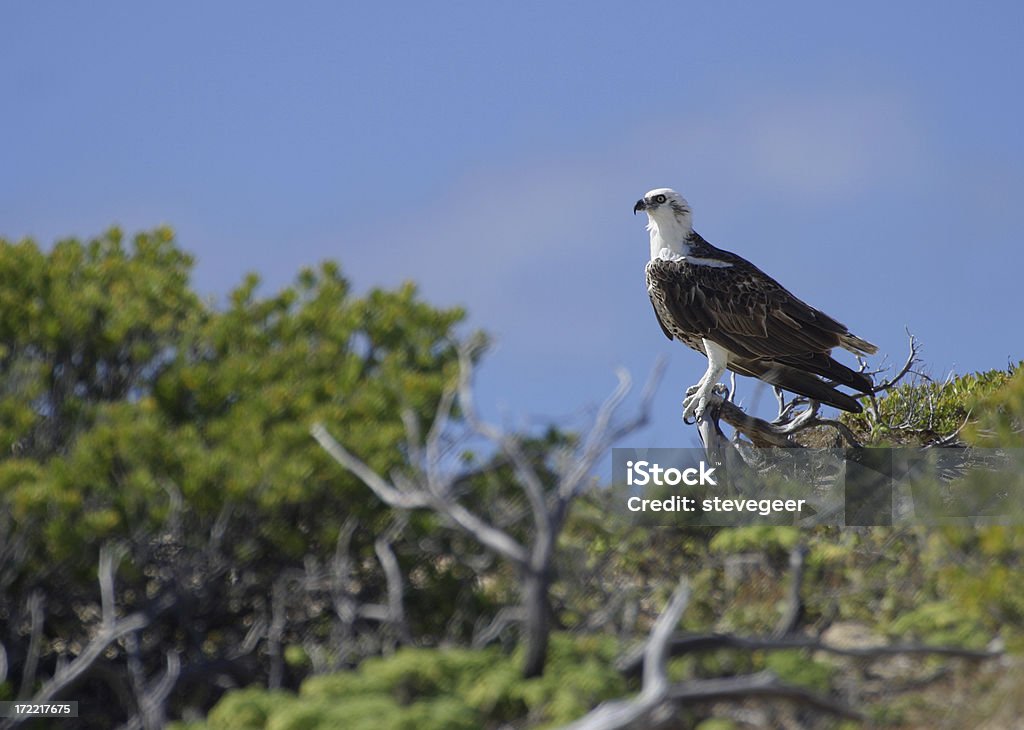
[{"x1": 634, "y1": 188, "x2": 877, "y2": 422}]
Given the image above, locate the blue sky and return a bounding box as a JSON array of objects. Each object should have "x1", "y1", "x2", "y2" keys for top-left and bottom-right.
[{"x1": 3, "y1": 2, "x2": 1023, "y2": 449}]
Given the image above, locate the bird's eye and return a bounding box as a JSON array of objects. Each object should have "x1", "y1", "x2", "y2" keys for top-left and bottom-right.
[{"x1": 655, "y1": 194, "x2": 667, "y2": 204}]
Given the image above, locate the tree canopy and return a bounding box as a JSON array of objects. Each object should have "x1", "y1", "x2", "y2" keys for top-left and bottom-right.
[
  {"x1": 0, "y1": 228, "x2": 483, "y2": 725},
  {"x1": 2, "y1": 228, "x2": 1022, "y2": 729}
]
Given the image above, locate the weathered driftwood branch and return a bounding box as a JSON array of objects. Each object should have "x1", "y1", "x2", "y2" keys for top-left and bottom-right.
[{"x1": 560, "y1": 578, "x2": 862, "y2": 730}]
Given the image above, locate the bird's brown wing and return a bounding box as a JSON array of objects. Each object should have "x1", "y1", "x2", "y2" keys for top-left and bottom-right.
[
  {"x1": 646, "y1": 257, "x2": 850, "y2": 359},
  {"x1": 646, "y1": 257, "x2": 873, "y2": 394}
]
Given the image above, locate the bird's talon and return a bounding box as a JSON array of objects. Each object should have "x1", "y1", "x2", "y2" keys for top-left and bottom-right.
[{"x1": 682, "y1": 394, "x2": 705, "y2": 423}]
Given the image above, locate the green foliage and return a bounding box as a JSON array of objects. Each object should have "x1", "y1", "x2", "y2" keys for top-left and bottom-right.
[
  {"x1": 887, "y1": 600, "x2": 989, "y2": 647},
  {"x1": 0, "y1": 229, "x2": 478, "y2": 722},
  {"x1": 843, "y1": 364, "x2": 1020, "y2": 446},
  {"x1": 179, "y1": 635, "x2": 626, "y2": 730},
  {"x1": 709, "y1": 526, "x2": 800, "y2": 554},
  {"x1": 0, "y1": 228, "x2": 468, "y2": 564},
  {"x1": 695, "y1": 720, "x2": 738, "y2": 730},
  {"x1": 964, "y1": 364, "x2": 1024, "y2": 447},
  {"x1": 6, "y1": 226, "x2": 1023, "y2": 729},
  {"x1": 202, "y1": 688, "x2": 295, "y2": 730},
  {"x1": 0, "y1": 227, "x2": 198, "y2": 455},
  {"x1": 762, "y1": 650, "x2": 834, "y2": 692}
]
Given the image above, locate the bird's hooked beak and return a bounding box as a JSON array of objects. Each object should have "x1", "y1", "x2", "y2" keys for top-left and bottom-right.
[{"x1": 633, "y1": 199, "x2": 647, "y2": 215}]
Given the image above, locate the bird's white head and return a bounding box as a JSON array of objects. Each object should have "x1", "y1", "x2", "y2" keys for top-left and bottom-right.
[{"x1": 633, "y1": 188, "x2": 693, "y2": 260}]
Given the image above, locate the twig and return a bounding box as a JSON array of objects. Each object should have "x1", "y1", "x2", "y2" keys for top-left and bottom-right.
[{"x1": 873, "y1": 331, "x2": 920, "y2": 393}]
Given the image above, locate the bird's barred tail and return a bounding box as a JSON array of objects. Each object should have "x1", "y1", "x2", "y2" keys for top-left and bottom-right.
[
  {"x1": 839, "y1": 333, "x2": 878, "y2": 357},
  {"x1": 757, "y1": 363, "x2": 866, "y2": 413}
]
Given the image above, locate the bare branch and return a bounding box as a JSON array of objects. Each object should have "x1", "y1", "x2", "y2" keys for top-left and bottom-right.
[
  {"x1": 425, "y1": 386, "x2": 457, "y2": 481},
  {"x1": 125, "y1": 634, "x2": 180, "y2": 730},
  {"x1": 558, "y1": 577, "x2": 690, "y2": 730},
  {"x1": 456, "y1": 344, "x2": 500, "y2": 442},
  {"x1": 642, "y1": 579, "x2": 691, "y2": 694},
  {"x1": 209, "y1": 501, "x2": 233, "y2": 552},
  {"x1": 453, "y1": 346, "x2": 553, "y2": 540},
  {"x1": 714, "y1": 397, "x2": 799, "y2": 448},
  {"x1": 312, "y1": 423, "x2": 430, "y2": 509},
  {"x1": 873, "y1": 331, "x2": 921, "y2": 393},
  {"x1": 16, "y1": 591, "x2": 44, "y2": 700},
  {"x1": 473, "y1": 607, "x2": 526, "y2": 648},
  {"x1": 665, "y1": 670, "x2": 860, "y2": 720},
  {"x1": 330, "y1": 518, "x2": 359, "y2": 632},
  {"x1": 312, "y1": 422, "x2": 528, "y2": 565},
  {"x1": 5, "y1": 550, "x2": 175, "y2": 728},
  {"x1": 560, "y1": 357, "x2": 666, "y2": 500},
  {"x1": 135, "y1": 651, "x2": 180, "y2": 730},
  {"x1": 400, "y1": 407, "x2": 424, "y2": 468},
  {"x1": 560, "y1": 575, "x2": 860, "y2": 730},
  {"x1": 812, "y1": 418, "x2": 862, "y2": 446},
  {"x1": 99, "y1": 543, "x2": 128, "y2": 629},
  {"x1": 928, "y1": 407, "x2": 974, "y2": 448},
  {"x1": 374, "y1": 514, "x2": 413, "y2": 648},
  {"x1": 616, "y1": 632, "x2": 1001, "y2": 679},
  {"x1": 429, "y1": 498, "x2": 530, "y2": 566},
  {"x1": 316, "y1": 351, "x2": 663, "y2": 679},
  {"x1": 704, "y1": 389, "x2": 863, "y2": 449}
]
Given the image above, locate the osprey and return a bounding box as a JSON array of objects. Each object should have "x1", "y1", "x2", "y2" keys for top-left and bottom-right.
[{"x1": 634, "y1": 188, "x2": 877, "y2": 420}]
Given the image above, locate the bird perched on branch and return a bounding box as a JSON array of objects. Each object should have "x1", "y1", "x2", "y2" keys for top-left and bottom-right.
[{"x1": 634, "y1": 188, "x2": 877, "y2": 421}]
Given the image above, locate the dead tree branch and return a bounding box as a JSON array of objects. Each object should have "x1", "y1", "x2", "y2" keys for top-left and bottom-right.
[
  {"x1": 872, "y1": 331, "x2": 922, "y2": 394},
  {"x1": 123, "y1": 641, "x2": 181, "y2": 730},
  {"x1": 559, "y1": 577, "x2": 862, "y2": 729},
  {"x1": 615, "y1": 633, "x2": 1000, "y2": 679},
  {"x1": 374, "y1": 513, "x2": 413, "y2": 650},
  {"x1": 3, "y1": 545, "x2": 175, "y2": 730},
  {"x1": 313, "y1": 347, "x2": 664, "y2": 677},
  {"x1": 559, "y1": 578, "x2": 692, "y2": 730},
  {"x1": 696, "y1": 332, "x2": 923, "y2": 453},
  {"x1": 472, "y1": 607, "x2": 526, "y2": 648}
]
